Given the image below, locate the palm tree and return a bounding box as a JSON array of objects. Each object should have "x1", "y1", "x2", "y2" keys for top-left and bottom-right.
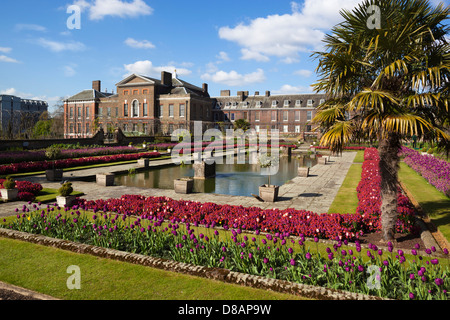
[{"x1": 312, "y1": 0, "x2": 450, "y2": 241}]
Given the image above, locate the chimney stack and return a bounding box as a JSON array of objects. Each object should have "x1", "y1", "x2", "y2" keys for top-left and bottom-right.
[
  {"x1": 255, "y1": 91, "x2": 260, "y2": 96},
  {"x1": 161, "y1": 71, "x2": 172, "y2": 86},
  {"x1": 220, "y1": 90, "x2": 230, "y2": 97},
  {"x1": 265, "y1": 91, "x2": 271, "y2": 97},
  {"x1": 202, "y1": 83, "x2": 208, "y2": 94},
  {"x1": 92, "y1": 80, "x2": 101, "y2": 92}
]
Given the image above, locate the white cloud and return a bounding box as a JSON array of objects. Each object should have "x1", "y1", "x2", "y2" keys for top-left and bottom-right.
[
  {"x1": 201, "y1": 68, "x2": 266, "y2": 86},
  {"x1": 124, "y1": 37, "x2": 155, "y2": 49},
  {"x1": 72, "y1": 0, "x2": 153, "y2": 20},
  {"x1": 294, "y1": 69, "x2": 313, "y2": 77},
  {"x1": 36, "y1": 38, "x2": 86, "y2": 52},
  {"x1": 0, "y1": 55, "x2": 20, "y2": 63},
  {"x1": 240, "y1": 49, "x2": 270, "y2": 62},
  {"x1": 15, "y1": 24, "x2": 47, "y2": 32},
  {"x1": 123, "y1": 60, "x2": 192, "y2": 78},
  {"x1": 273, "y1": 84, "x2": 313, "y2": 95},
  {"x1": 216, "y1": 51, "x2": 231, "y2": 62},
  {"x1": 63, "y1": 65, "x2": 77, "y2": 77},
  {"x1": 0, "y1": 47, "x2": 12, "y2": 53},
  {"x1": 219, "y1": 0, "x2": 361, "y2": 62}
]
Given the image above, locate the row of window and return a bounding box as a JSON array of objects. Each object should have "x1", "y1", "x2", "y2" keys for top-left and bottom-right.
[
  {"x1": 219, "y1": 110, "x2": 313, "y2": 122},
  {"x1": 68, "y1": 123, "x2": 90, "y2": 134},
  {"x1": 221, "y1": 99, "x2": 324, "y2": 109},
  {"x1": 69, "y1": 106, "x2": 91, "y2": 119},
  {"x1": 123, "y1": 89, "x2": 149, "y2": 95}
]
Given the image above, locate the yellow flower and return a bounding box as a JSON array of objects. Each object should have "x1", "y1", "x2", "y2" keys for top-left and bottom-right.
[{"x1": 27, "y1": 216, "x2": 31, "y2": 221}]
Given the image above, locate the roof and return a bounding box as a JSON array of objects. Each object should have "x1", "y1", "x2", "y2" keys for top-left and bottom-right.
[
  {"x1": 214, "y1": 93, "x2": 327, "y2": 109},
  {"x1": 66, "y1": 89, "x2": 114, "y2": 101}
]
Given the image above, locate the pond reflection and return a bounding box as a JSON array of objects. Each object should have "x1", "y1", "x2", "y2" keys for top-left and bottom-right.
[{"x1": 115, "y1": 155, "x2": 317, "y2": 197}]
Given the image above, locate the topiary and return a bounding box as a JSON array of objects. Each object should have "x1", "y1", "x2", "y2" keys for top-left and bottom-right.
[
  {"x1": 3, "y1": 176, "x2": 16, "y2": 189},
  {"x1": 59, "y1": 182, "x2": 73, "y2": 197}
]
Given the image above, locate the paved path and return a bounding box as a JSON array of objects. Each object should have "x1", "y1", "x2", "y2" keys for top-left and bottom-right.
[{"x1": 0, "y1": 151, "x2": 356, "y2": 217}]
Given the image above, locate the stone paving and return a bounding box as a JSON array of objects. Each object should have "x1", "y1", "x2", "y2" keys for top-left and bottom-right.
[{"x1": 0, "y1": 151, "x2": 356, "y2": 217}]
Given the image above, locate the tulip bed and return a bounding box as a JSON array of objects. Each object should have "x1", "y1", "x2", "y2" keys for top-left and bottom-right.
[
  {"x1": 400, "y1": 147, "x2": 450, "y2": 197},
  {"x1": 0, "y1": 152, "x2": 161, "y2": 176},
  {"x1": 356, "y1": 148, "x2": 419, "y2": 235},
  {"x1": 0, "y1": 146, "x2": 143, "y2": 165},
  {"x1": 2, "y1": 203, "x2": 448, "y2": 300},
  {"x1": 0, "y1": 179, "x2": 43, "y2": 202}
]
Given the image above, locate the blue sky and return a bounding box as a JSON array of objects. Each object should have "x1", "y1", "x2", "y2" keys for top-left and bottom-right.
[{"x1": 0, "y1": 0, "x2": 448, "y2": 112}]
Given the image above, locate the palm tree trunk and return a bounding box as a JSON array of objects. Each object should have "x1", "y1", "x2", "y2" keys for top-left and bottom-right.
[{"x1": 378, "y1": 132, "x2": 401, "y2": 242}]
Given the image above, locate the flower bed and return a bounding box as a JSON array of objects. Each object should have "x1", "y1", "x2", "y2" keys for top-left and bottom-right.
[
  {"x1": 400, "y1": 147, "x2": 450, "y2": 197},
  {"x1": 0, "y1": 179, "x2": 43, "y2": 201},
  {"x1": 0, "y1": 146, "x2": 142, "y2": 165},
  {"x1": 356, "y1": 148, "x2": 418, "y2": 234},
  {"x1": 315, "y1": 146, "x2": 367, "y2": 150},
  {"x1": 2, "y1": 203, "x2": 448, "y2": 300},
  {"x1": 0, "y1": 152, "x2": 161, "y2": 176}
]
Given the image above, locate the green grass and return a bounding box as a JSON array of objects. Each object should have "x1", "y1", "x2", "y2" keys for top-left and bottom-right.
[
  {"x1": 353, "y1": 150, "x2": 365, "y2": 163},
  {"x1": 2, "y1": 155, "x2": 172, "y2": 179},
  {"x1": 0, "y1": 237, "x2": 304, "y2": 300},
  {"x1": 398, "y1": 162, "x2": 450, "y2": 242},
  {"x1": 35, "y1": 188, "x2": 84, "y2": 203}
]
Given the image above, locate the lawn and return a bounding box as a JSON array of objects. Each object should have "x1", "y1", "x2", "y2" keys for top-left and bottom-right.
[
  {"x1": 0, "y1": 237, "x2": 304, "y2": 300},
  {"x1": 398, "y1": 162, "x2": 450, "y2": 242},
  {"x1": 35, "y1": 188, "x2": 85, "y2": 203},
  {"x1": 328, "y1": 164, "x2": 362, "y2": 214}
]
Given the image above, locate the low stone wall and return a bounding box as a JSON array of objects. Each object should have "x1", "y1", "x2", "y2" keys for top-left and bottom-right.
[{"x1": 0, "y1": 228, "x2": 385, "y2": 301}]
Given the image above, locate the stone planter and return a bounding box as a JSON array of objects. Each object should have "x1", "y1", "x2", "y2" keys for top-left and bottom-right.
[
  {"x1": 259, "y1": 185, "x2": 279, "y2": 202},
  {"x1": 174, "y1": 178, "x2": 194, "y2": 194},
  {"x1": 56, "y1": 195, "x2": 77, "y2": 208},
  {"x1": 46, "y1": 169, "x2": 63, "y2": 182},
  {"x1": 318, "y1": 157, "x2": 327, "y2": 165},
  {"x1": 193, "y1": 161, "x2": 216, "y2": 179},
  {"x1": 0, "y1": 188, "x2": 19, "y2": 201},
  {"x1": 298, "y1": 167, "x2": 309, "y2": 177},
  {"x1": 96, "y1": 173, "x2": 115, "y2": 186},
  {"x1": 137, "y1": 158, "x2": 150, "y2": 168}
]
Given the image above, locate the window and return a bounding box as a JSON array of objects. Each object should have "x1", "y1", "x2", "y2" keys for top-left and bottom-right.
[
  {"x1": 307, "y1": 111, "x2": 312, "y2": 121},
  {"x1": 133, "y1": 123, "x2": 138, "y2": 132},
  {"x1": 86, "y1": 106, "x2": 90, "y2": 119},
  {"x1": 69, "y1": 107, "x2": 74, "y2": 119},
  {"x1": 256, "y1": 101, "x2": 262, "y2": 108},
  {"x1": 143, "y1": 102, "x2": 148, "y2": 117},
  {"x1": 295, "y1": 100, "x2": 301, "y2": 107},
  {"x1": 271, "y1": 101, "x2": 278, "y2": 108},
  {"x1": 124, "y1": 90, "x2": 129, "y2": 95},
  {"x1": 115, "y1": 107, "x2": 119, "y2": 117},
  {"x1": 77, "y1": 107, "x2": 82, "y2": 119},
  {"x1": 295, "y1": 126, "x2": 300, "y2": 133},
  {"x1": 159, "y1": 105, "x2": 164, "y2": 118},
  {"x1": 231, "y1": 113, "x2": 235, "y2": 121},
  {"x1": 255, "y1": 125, "x2": 260, "y2": 133},
  {"x1": 255, "y1": 111, "x2": 260, "y2": 122},
  {"x1": 133, "y1": 89, "x2": 139, "y2": 95},
  {"x1": 283, "y1": 111, "x2": 288, "y2": 121},
  {"x1": 232, "y1": 102, "x2": 237, "y2": 107},
  {"x1": 241, "y1": 102, "x2": 248, "y2": 108},
  {"x1": 107, "y1": 107, "x2": 111, "y2": 117},
  {"x1": 124, "y1": 103, "x2": 129, "y2": 117},
  {"x1": 284, "y1": 100, "x2": 290, "y2": 107},
  {"x1": 169, "y1": 104, "x2": 174, "y2": 117},
  {"x1": 307, "y1": 99, "x2": 313, "y2": 107},
  {"x1": 306, "y1": 125, "x2": 312, "y2": 132},
  {"x1": 98, "y1": 107, "x2": 103, "y2": 118},
  {"x1": 143, "y1": 89, "x2": 149, "y2": 94},
  {"x1": 295, "y1": 111, "x2": 300, "y2": 122},
  {"x1": 320, "y1": 99, "x2": 325, "y2": 105},
  {"x1": 123, "y1": 124, "x2": 129, "y2": 132},
  {"x1": 77, "y1": 123, "x2": 81, "y2": 133},
  {"x1": 179, "y1": 104, "x2": 185, "y2": 117},
  {"x1": 143, "y1": 123, "x2": 148, "y2": 134},
  {"x1": 132, "y1": 100, "x2": 139, "y2": 117},
  {"x1": 214, "y1": 113, "x2": 219, "y2": 121},
  {"x1": 283, "y1": 125, "x2": 289, "y2": 133},
  {"x1": 69, "y1": 124, "x2": 74, "y2": 134},
  {"x1": 271, "y1": 111, "x2": 277, "y2": 121},
  {"x1": 86, "y1": 123, "x2": 90, "y2": 134}
]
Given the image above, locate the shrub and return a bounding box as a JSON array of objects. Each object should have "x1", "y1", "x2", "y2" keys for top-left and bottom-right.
[
  {"x1": 59, "y1": 182, "x2": 73, "y2": 197},
  {"x1": 2, "y1": 177, "x2": 16, "y2": 189}
]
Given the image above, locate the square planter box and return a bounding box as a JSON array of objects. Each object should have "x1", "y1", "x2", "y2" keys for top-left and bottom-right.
[
  {"x1": 318, "y1": 157, "x2": 327, "y2": 165},
  {"x1": 193, "y1": 161, "x2": 216, "y2": 179},
  {"x1": 1, "y1": 188, "x2": 18, "y2": 201},
  {"x1": 137, "y1": 158, "x2": 150, "y2": 168},
  {"x1": 56, "y1": 195, "x2": 77, "y2": 208},
  {"x1": 96, "y1": 173, "x2": 115, "y2": 186},
  {"x1": 298, "y1": 167, "x2": 309, "y2": 177},
  {"x1": 259, "y1": 185, "x2": 279, "y2": 202},
  {"x1": 46, "y1": 169, "x2": 63, "y2": 182},
  {"x1": 174, "y1": 178, "x2": 194, "y2": 194}
]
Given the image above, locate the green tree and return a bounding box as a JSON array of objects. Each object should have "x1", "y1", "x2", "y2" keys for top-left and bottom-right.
[
  {"x1": 312, "y1": 0, "x2": 450, "y2": 241},
  {"x1": 233, "y1": 119, "x2": 251, "y2": 132},
  {"x1": 33, "y1": 119, "x2": 53, "y2": 138}
]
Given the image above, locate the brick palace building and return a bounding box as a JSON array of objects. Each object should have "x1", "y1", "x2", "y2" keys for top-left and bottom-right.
[{"x1": 64, "y1": 71, "x2": 326, "y2": 139}]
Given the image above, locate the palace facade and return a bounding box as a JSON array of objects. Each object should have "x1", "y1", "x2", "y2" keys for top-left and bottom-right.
[{"x1": 64, "y1": 72, "x2": 325, "y2": 139}]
